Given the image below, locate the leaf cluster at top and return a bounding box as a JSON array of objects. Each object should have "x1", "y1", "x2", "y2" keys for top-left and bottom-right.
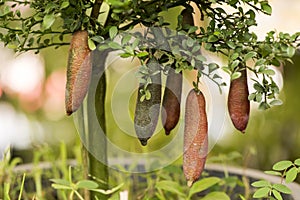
[{"x1": 0, "y1": 0, "x2": 300, "y2": 107}]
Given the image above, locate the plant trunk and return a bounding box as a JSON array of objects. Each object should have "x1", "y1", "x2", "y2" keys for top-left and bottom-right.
[
  {"x1": 77, "y1": 49, "x2": 109, "y2": 200},
  {"x1": 90, "y1": 50, "x2": 109, "y2": 200}
]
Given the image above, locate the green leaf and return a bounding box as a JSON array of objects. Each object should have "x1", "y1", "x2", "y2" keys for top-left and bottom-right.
[
  {"x1": 188, "y1": 177, "x2": 221, "y2": 198},
  {"x1": 155, "y1": 180, "x2": 185, "y2": 197},
  {"x1": 136, "y1": 51, "x2": 149, "y2": 58},
  {"x1": 213, "y1": 74, "x2": 222, "y2": 79},
  {"x1": 285, "y1": 167, "x2": 298, "y2": 183},
  {"x1": 88, "y1": 39, "x2": 96, "y2": 50},
  {"x1": 77, "y1": 180, "x2": 99, "y2": 189},
  {"x1": 294, "y1": 158, "x2": 300, "y2": 166},
  {"x1": 42, "y1": 14, "x2": 56, "y2": 29},
  {"x1": 251, "y1": 180, "x2": 270, "y2": 188},
  {"x1": 256, "y1": 93, "x2": 263, "y2": 102},
  {"x1": 231, "y1": 52, "x2": 239, "y2": 60},
  {"x1": 248, "y1": 93, "x2": 256, "y2": 101},
  {"x1": 50, "y1": 179, "x2": 71, "y2": 186},
  {"x1": 208, "y1": 35, "x2": 218, "y2": 43},
  {"x1": 272, "y1": 160, "x2": 293, "y2": 171},
  {"x1": 121, "y1": 34, "x2": 132, "y2": 45},
  {"x1": 222, "y1": 66, "x2": 231, "y2": 74},
  {"x1": 261, "y1": 1, "x2": 272, "y2": 15},
  {"x1": 264, "y1": 170, "x2": 282, "y2": 176},
  {"x1": 272, "y1": 189, "x2": 282, "y2": 200},
  {"x1": 51, "y1": 184, "x2": 72, "y2": 190},
  {"x1": 140, "y1": 94, "x2": 146, "y2": 102},
  {"x1": 61, "y1": 1, "x2": 70, "y2": 9},
  {"x1": 239, "y1": 194, "x2": 247, "y2": 200},
  {"x1": 108, "y1": 41, "x2": 122, "y2": 49},
  {"x1": 253, "y1": 187, "x2": 270, "y2": 198},
  {"x1": 109, "y1": 26, "x2": 118, "y2": 39},
  {"x1": 227, "y1": 41, "x2": 236, "y2": 49},
  {"x1": 255, "y1": 58, "x2": 266, "y2": 66},
  {"x1": 120, "y1": 53, "x2": 133, "y2": 58},
  {"x1": 231, "y1": 71, "x2": 241, "y2": 80},
  {"x1": 230, "y1": 60, "x2": 240, "y2": 70},
  {"x1": 259, "y1": 102, "x2": 270, "y2": 110},
  {"x1": 208, "y1": 63, "x2": 219, "y2": 73},
  {"x1": 287, "y1": 46, "x2": 296, "y2": 57},
  {"x1": 244, "y1": 52, "x2": 257, "y2": 61},
  {"x1": 269, "y1": 99, "x2": 283, "y2": 106},
  {"x1": 262, "y1": 69, "x2": 275, "y2": 76},
  {"x1": 272, "y1": 184, "x2": 292, "y2": 194},
  {"x1": 145, "y1": 89, "x2": 151, "y2": 100},
  {"x1": 201, "y1": 192, "x2": 230, "y2": 200},
  {"x1": 195, "y1": 55, "x2": 207, "y2": 62}
]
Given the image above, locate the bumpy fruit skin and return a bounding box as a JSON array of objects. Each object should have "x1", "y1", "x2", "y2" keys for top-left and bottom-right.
[
  {"x1": 134, "y1": 59, "x2": 161, "y2": 146},
  {"x1": 161, "y1": 69, "x2": 182, "y2": 135},
  {"x1": 65, "y1": 30, "x2": 91, "y2": 115},
  {"x1": 228, "y1": 69, "x2": 250, "y2": 133},
  {"x1": 183, "y1": 89, "x2": 208, "y2": 187}
]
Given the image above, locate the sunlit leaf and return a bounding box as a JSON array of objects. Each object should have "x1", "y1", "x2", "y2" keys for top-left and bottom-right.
[
  {"x1": 231, "y1": 71, "x2": 241, "y2": 80},
  {"x1": 201, "y1": 191, "x2": 230, "y2": 200},
  {"x1": 42, "y1": 14, "x2": 55, "y2": 29},
  {"x1": 269, "y1": 99, "x2": 283, "y2": 106},
  {"x1": 253, "y1": 187, "x2": 270, "y2": 198},
  {"x1": 77, "y1": 180, "x2": 99, "y2": 189},
  {"x1": 272, "y1": 160, "x2": 293, "y2": 171},
  {"x1": 260, "y1": 2, "x2": 272, "y2": 15},
  {"x1": 109, "y1": 26, "x2": 118, "y2": 39},
  {"x1": 188, "y1": 177, "x2": 221, "y2": 198},
  {"x1": 272, "y1": 189, "x2": 282, "y2": 200},
  {"x1": 285, "y1": 167, "x2": 298, "y2": 183},
  {"x1": 272, "y1": 184, "x2": 292, "y2": 194},
  {"x1": 251, "y1": 180, "x2": 270, "y2": 188},
  {"x1": 294, "y1": 158, "x2": 300, "y2": 166}
]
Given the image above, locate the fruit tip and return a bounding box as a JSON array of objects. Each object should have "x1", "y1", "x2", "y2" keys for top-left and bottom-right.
[
  {"x1": 165, "y1": 130, "x2": 171, "y2": 135},
  {"x1": 139, "y1": 138, "x2": 149, "y2": 146},
  {"x1": 66, "y1": 110, "x2": 73, "y2": 116},
  {"x1": 187, "y1": 180, "x2": 193, "y2": 187}
]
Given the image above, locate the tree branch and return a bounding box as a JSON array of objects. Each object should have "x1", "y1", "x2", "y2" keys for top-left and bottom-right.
[{"x1": 90, "y1": 0, "x2": 103, "y2": 27}]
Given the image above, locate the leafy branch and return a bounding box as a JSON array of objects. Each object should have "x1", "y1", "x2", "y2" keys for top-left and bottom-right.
[{"x1": 252, "y1": 158, "x2": 300, "y2": 200}]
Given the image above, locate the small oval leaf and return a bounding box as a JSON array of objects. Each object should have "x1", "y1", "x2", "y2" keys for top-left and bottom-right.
[
  {"x1": 253, "y1": 187, "x2": 270, "y2": 198},
  {"x1": 231, "y1": 71, "x2": 241, "y2": 80},
  {"x1": 285, "y1": 167, "x2": 298, "y2": 183},
  {"x1": 77, "y1": 180, "x2": 99, "y2": 189},
  {"x1": 273, "y1": 160, "x2": 293, "y2": 171},
  {"x1": 251, "y1": 180, "x2": 270, "y2": 188},
  {"x1": 272, "y1": 189, "x2": 283, "y2": 200},
  {"x1": 272, "y1": 184, "x2": 292, "y2": 194},
  {"x1": 294, "y1": 158, "x2": 300, "y2": 166},
  {"x1": 188, "y1": 177, "x2": 221, "y2": 198}
]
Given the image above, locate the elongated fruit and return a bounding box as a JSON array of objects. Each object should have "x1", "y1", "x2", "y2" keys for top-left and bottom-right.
[
  {"x1": 65, "y1": 30, "x2": 91, "y2": 115},
  {"x1": 228, "y1": 69, "x2": 250, "y2": 133},
  {"x1": 134, "y1": 59, "x2": 161, "y2": 146},
  {"x1": 161, "y1": 68, "x2": 182, "y2": 135},
  {"x1": 183, "y1": 89, "x2": 208, "y2": 187}
]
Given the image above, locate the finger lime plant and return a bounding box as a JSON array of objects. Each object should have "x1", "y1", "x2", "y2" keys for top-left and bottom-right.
[{"x1": 1, "y1": 0, "x2": 300, "y2": 199}]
